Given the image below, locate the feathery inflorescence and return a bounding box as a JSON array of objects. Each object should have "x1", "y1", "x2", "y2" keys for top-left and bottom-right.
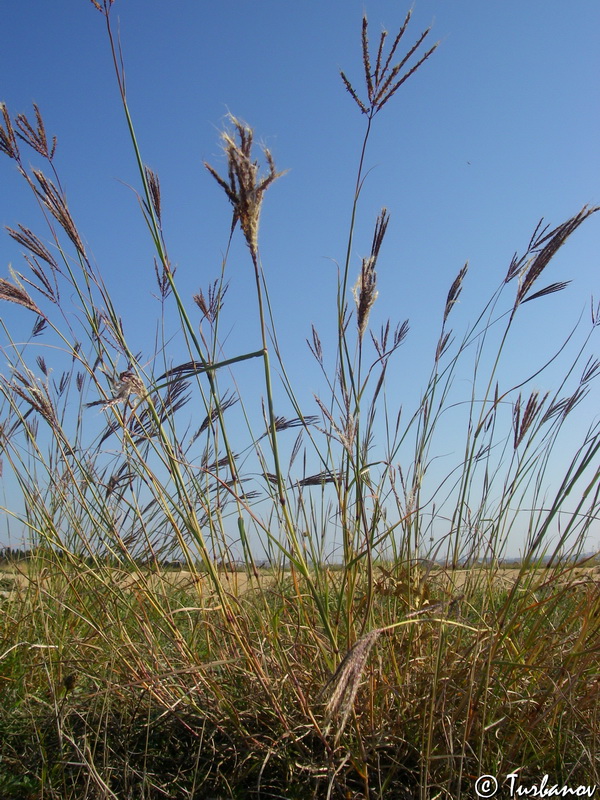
[
  {"x1": 205, "y1": 115, "x2": 285, "y2": 262},
  {"x1": 340, "y1": 10, "x2": 438, "y2": 117},
  {"x1": 322, "y1": 628, "x2": 383, "y2": 742},
  {"x1": 509, "y1": 205, "x2": 599, "y2": 317},
  {"x1": 353, "y1": 208, "x2": 389, "y2": 341}
]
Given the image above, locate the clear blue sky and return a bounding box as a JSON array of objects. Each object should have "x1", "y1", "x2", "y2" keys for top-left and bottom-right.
[{"x1": 1, "y1": 1, "x2": 599, "y2": 557}]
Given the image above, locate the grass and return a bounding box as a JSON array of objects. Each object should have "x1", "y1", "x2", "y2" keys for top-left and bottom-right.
[{"x1": 1, "y1": 2, "x2": 599, "y2": 797}]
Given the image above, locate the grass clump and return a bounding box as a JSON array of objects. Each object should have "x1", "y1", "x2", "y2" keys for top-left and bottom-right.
[{"x1": 1, "y1": 3, "x2": 599, "y2": 798}]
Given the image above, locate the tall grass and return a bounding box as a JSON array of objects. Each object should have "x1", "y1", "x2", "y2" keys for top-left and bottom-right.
[{"x1": 1, "y1": 3, "x2": 599, "y2": 798}]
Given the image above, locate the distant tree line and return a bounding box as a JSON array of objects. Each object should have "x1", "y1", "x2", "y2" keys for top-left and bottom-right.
[{"x1": 0, "y1": 546, "x2": 272, "y2": 571}]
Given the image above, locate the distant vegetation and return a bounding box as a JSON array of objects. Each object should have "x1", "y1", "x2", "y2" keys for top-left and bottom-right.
[{"x1": 1, "y1": 2, "x2": 598, "y2": 797}]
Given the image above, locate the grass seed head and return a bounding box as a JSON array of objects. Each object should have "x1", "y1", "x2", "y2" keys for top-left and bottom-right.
[
  {"x1": 0, "y1": 103, "x2": 20, "y2": 160},
  {"x1": 353, "y1": 209, "x2": 389, "y2": 340},
  {"x1": 341, "y1": 12, "x2": 438, "y2": 117},
  {"x1": 323, "y1": 628, "x2": 383, "y2": 742},
  {"x1": 205, "y1": 115, "x2": 285, "y2": 262},
  {"x1": 512, "y1": 205, "x2": 599, "y2": 316},
  {"x1": 144, "y1": 165, "x2": 162, "y2": 224},
  {"x1": 444, "y1": 262, "x2": 468, "y2": 323},
  {"x1": 32, "y1": 169, "x2": 86, "y2": 256},
  {"x1": 16, "y1": 105, "x2": 57, "y2": 161},
  {"x1": 0, "y1": 276, "x2": 43, "y2": 316}
]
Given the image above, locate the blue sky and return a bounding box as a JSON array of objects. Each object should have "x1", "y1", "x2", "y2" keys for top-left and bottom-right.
[{"x1": 1, "y1": 1, "x2": 599, "y2": 557}]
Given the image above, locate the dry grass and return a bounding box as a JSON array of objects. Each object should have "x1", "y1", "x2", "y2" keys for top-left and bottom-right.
[
  {"x1": 0, "y1": 4, "x2": 599, "y2": 798},
  {"x1": 2, "y1": 557, "x2": 599, "y2": 797}
]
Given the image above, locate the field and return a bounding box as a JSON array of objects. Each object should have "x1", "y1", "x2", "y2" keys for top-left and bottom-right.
[
  {"x1": 1, "y1": 558, "x2": 600, "y2": 798},
  {"x1": 1, "y1": 2, "x2": 599, "y2": 798}
]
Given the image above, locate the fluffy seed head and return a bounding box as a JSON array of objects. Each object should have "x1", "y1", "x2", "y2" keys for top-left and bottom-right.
[{"x1": 205, "y1": 115, "x2": 285, "y2": 262}]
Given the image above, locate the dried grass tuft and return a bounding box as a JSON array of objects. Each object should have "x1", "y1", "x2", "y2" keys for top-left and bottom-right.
[
  {"x1": 199, "y1": 391, "x2": 238, "y2": 434},
  {"x1": 353, "y1": 208, "x2": 389, "y2": 340},
  {"x1": 511, "y1": 206, "x2": 599, "y2": 314},
  {"x1": 298, "y1": 470, "x2": 343, "y2": 487},
  {"x1": 144, "y1": 165, "x2": 162, "y2": 224},
  {"x1": 0, "y1": 274, "x2": 43, "y2": 315},
  {"x1": 341, "y1": 11, "x2": 438, "y2": 117},
  {"x1": 7, "y1": 367, "x2": 57, "y2": 428},
  {"x1": 32, "y1": 169, "x2": 86, "y2": 256},
  {"x1": 16, "y1": 104, "x2": 57, "y2": 161},
  {"x1": 7, "y1": 225, "x2": 59, "y2": 270},
  {"x1": 444, "y1": 262, "x2": 468, "y2": 323},
  {"x1": 322, "y1": 601, "x2": 456, "y2": 743},
  {"x1": 205, "y1": 115, "x2": 285, "y2": 261},
  {"x1": 322, "y1": 628, "x2": 383, "y2": 741},
  {"x1": 194, "y1": 279, "x2": 229, "y2": 323},
  {"x1": 0, "y1": 102, "x2": 20, "y2": 160},
  {"x1": 272, "y1": 415, "x2": 318, "y2": 432},
  {"x1": 314, "y1": 394, "x2": 356, "y2": 455},
  {"x1": 86, "y1": 370, "x2": 147, "y2": 411},
  {"x1": 153, "y1": 256, "x2": 175, "y2": 299},
  {"x1": 308, "y1": 324, "x2": 323, "y2": 365},
  {"x1": 513, "y1": 391, "x2": 548, "y2": 448}
]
